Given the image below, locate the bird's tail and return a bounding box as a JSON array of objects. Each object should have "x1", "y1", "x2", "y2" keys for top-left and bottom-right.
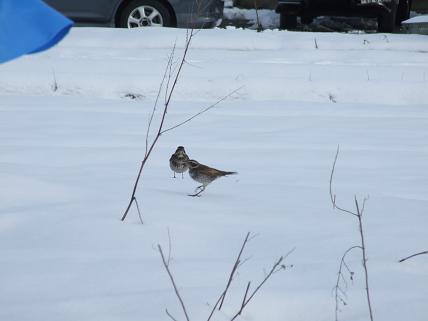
[{"x1": 221, "y1": 171, "x2": 237, "y2": 176}]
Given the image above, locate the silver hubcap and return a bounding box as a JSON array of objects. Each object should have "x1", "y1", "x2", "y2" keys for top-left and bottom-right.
[{"x1": 127, "y1": 6, "x2": 164, "y2": 28}]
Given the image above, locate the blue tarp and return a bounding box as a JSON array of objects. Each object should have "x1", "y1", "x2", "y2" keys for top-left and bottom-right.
[{"x1": 0, "y1": 0, "x2": 73, "y2": 63}]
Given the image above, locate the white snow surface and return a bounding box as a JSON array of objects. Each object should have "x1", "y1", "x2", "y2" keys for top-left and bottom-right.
[
  {"x1": 403, "y1": 14, "x2": 428, "y2": 24},
  {"x1": 1, "y1": 27, "x2": 428, "y2": 321}
]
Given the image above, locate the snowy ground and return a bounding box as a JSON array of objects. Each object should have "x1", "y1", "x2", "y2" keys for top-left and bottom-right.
[{"x1": 1, "y1": 28, "x2": 428, "y2": 321}]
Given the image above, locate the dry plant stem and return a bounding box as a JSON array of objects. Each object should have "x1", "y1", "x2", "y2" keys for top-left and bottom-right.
[
  {"x1": 160, "y1": 231, "x2": 288, "y2": 321},
  {"x1": 218, "y1": 232, "x2": 251, "y2": 310},
  {"x1": 399, "y1": 250, "x2": 428, "y2": 263},
  {"x1": 145, "y1": 45, "x2": 176, "y2": 157},
  {"x1": 334, "y1": 246, "x2": 362, "y2": 321},
  {"x1": 230, "y1": 256, "x2": 285, "y2": 321},
  {"x1": 159, "y1": 245, "x2": 191, "y2": 321},
  {"x1": 121, "y1": 31, "x2": 194, "y2": 222},
  {"x1": 121, "y1": 27, "x2": 241, "y2": 222},
  {"x1": 355, "y1": 198, "x2": 374, "y2": 321},
  {"x1": 330, "y1": 145, "x2": 374, "y2": 321},
  {"x1": 161, "y1": 86, "x2": 243, "y2": 135},
  {"x1": 206, "y1": 232, "x2": 251, "y2": 321},
  {"x1": 134, "y1": 197, "x2": 143, "y2": 224},
  {"x1": 166, "y1": 309, "x2": 179, "y2": 321}
]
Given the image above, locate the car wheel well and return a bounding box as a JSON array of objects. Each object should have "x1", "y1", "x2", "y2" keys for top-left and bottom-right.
[{"x1": 115, "y1": 0, "x2": 177, "y2": 27}]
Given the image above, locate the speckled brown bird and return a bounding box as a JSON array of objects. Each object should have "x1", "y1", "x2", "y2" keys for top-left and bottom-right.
[
  {"x1": 186, "y1": 159, "x2": 237, "y2": 196},
  {"x1": 169, "y1": 146, "x2": 190, "y2": 178}
]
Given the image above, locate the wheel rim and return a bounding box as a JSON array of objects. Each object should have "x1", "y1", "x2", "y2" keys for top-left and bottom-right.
[{"x1": 127, "y1": 5, "x2": 164, "y2": 28}]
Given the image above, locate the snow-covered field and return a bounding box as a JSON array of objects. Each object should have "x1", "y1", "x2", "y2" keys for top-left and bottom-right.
[{"x1": 1, "y1": 28, "x2": 428, "y2": 321}]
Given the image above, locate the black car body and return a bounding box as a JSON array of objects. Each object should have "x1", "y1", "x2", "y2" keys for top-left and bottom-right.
[
  {"x1": 44, "y1": 0, "x2": 224, "y2": 29},
  {"x1": 276, "y1": 0, "x2": 412, "y2": 32}
]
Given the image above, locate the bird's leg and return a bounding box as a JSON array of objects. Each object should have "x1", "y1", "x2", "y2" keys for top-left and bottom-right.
[
  {"x1": 172, "y1": 171, "x2": 176, "y2": 179},
  {"x1": 188, "y1": 185, "x2": 205, "y2": 197},
  {"x1": 181, "y1": 172, "x2": 184, "y2": 179}
]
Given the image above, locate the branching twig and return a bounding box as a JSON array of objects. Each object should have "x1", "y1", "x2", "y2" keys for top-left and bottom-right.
[
  {"x1": 145, "y1": 45, "x2": 176, "y2": 157},
  {"x1": 218, "y1": 232, "x2": 251, "y2": 310},
  {"x1": 333, "y1": 246, "x2": 362, "y2": 321},
  {"x1": 121, "y1": 29, "x2": 241, "y2": 222},
  {"x1": 159, "y1": 245, "x2": 191, "y2": 321},
  {"x1": 166, "y1": 309, "x2": 179, "y2": 321},
  {"x1": 206, "y1": 232, "x2": 252, "y2": 321},
  {"x1": 399, "y1": 251, "x2": 428, "y2": 263},
  {"x1": 330, "y1": 146, "x2": 374, "y2": 321},
  {"x1": 161, "y1": 87, "x2": 243, "y2": 135},
  {"x1": 160, "y1": 232, "x2": 290, "y2": 321},
  {"x1": 230, "y1": 256, "x2": 285, "y2": 321},
  {"x1": 134, "y1": 197, "x2": 143, "y2": 224},
  {"x1": 329, "y1": 146, "x2": 358, "y2": 217}
]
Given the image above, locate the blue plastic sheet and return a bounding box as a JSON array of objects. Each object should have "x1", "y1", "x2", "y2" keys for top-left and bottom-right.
[{"x1": 0, "y1": 0, "x2": 73, "y2": 63}]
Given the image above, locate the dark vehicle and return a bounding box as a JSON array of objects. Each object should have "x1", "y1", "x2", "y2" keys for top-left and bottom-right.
[
  {"x1": 276, "y1": 0, "x2": 412, "y2": 32},
  {"x1": 44, "y1": 0, "x2": 224, "y2": 29}
]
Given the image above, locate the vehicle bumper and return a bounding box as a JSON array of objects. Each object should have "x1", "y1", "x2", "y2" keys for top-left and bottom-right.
[{"x1": 276, "y1": 0, "x2": 394, "y2": 16}]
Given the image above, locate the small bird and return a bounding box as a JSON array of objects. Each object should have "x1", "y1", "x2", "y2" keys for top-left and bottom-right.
[
  {"x1": 169, "y1": 146, "x2": 190, "y2": 178},
  {"x1": 186, "y1": 159, "x2": 237, "y2": 196}
]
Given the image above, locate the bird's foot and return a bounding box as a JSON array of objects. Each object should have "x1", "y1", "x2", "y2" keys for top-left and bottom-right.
[{"x1": 188, "y1": 185, "x2": 205, "y2": 197}]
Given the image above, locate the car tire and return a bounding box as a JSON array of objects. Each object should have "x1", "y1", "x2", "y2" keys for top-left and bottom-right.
[
  {"x1": 396, "y1": 0, "x2": 410, "y2": 25},
  {"x1": 119, "y1": 0, "x2": 173, "y2": 28},
  {"x1": 279, "y1": 13, "x2": 297, "y2": 30},
  {"x1": 377, "y1": 1, "x2": 397, "y2": 33}
]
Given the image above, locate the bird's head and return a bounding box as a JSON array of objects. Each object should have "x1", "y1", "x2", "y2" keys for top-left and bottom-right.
[
  {"x1": 176, "y1": 146, "x2": 186, "y2": 153},
  {"x1": 186, "y1": 159, "x2": 200, "y2": 169}
]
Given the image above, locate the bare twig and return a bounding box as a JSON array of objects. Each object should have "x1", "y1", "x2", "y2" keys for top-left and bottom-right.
[
  {"x1": 121, "y1": 29, "x2": 240, "y2": 222},
  {"x1": 134, "y1": 197, "x2": 143, "y2": 224},
  {"x1": 160, "y1": 232, "x2": 290, "y2": 321},
  {"x1": 159, "y1": 245, "x2": 191, "y2": 321},
  {"x1": 145, "y1": 45, "x2": 176, "y2": 157},
  {"x1": 161, "y1": 86, "x2": 243, "y2": 135},
  {"x1": 166, "y1": 309, "x2": 179, "y2": 321},
  {"x1": 51, "y1": 69, "x2": 58, "y2": 92},
  {"x1": 206, "y1": 232, "x2": 252, "y2": 321},
  {"x1": 329, "y1": 146, "x2": 358, "y2": 217},
  {"x1": 355, "y1": 197, "x2": 374, "y2": 321},
  {"x1": 218, "y1": 232, "x2": 251, "y2": 310},
  {"x1": 399, "y1": 250, "x2": 428, "y2": 263},
  {"x1": 330, "y1": 146, "x2": 374, "y2": 321},
  {"x1": 230, "y1": 256, "x2": 285, "y2": 321},
  {"x1": 334, "y1": 246, "x2": 362, "y2": 321},
  {"x1": 121, "y1": 30, "x2": 195, "y2": 222}
]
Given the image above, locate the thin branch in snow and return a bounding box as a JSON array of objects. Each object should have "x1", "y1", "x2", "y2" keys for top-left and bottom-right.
[
  {"x1": 160, "y1": 86, "x2": 243, "y2": 135},
  {"x1": 329, "y1": 146, "x2": 374, "y2": 321},
  {"x1": 166, "y1": 309, "x2": 179, "y2": 321},
  {"x1": 159, "y1": 244, "x2": 191, "y2": 321},
  {"x1": 333, "y1": 245, "x2": 362, "y2": 321},
  {"x1": 134, "y1": 197, "x2": 143, "y2": 224},
  {"x1": 399, "y1": 251, "x2": 428, "y2": 263},
  {"x1": 217, "y1": 232, "x2": 251, "y2": 311},
  {"x1": 230, "y1": 256, "x2": 285, "y2": 321},
  {"x1": 160, "y1": 232, "x2": 290, "y2": 321},
  {"x1": 121, "y1": 28, "x2": 240, "y2": 222},
  {"x1": 51, "y1": 69, "x2": 58, "y2": 92}
]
